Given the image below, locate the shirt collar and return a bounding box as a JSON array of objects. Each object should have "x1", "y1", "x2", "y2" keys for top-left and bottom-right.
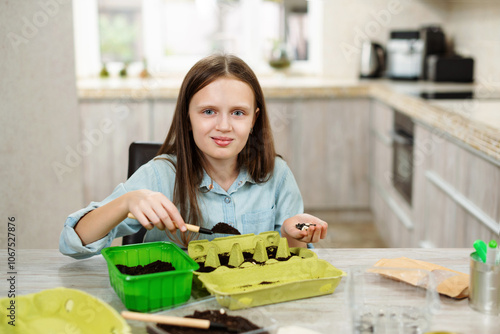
[
  {"x1": 199, "y1": 167, "x2": 256, "y2": 193},
  {"x1": 199, "y1": 170, "x2": 214, "y2": 190}
]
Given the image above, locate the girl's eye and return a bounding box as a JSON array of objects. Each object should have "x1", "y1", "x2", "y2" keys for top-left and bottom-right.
[
  {"x1": 202, "y1": 109, "x2": 215, "y2": 115},
  {"x1": 232, "y1": 110, "x2": 245, "y2": 116}
]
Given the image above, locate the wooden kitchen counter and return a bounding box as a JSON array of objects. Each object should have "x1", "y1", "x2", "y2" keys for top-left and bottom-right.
[{"x1": 2, "y1": 248, "x2": 498, "y2": 333}]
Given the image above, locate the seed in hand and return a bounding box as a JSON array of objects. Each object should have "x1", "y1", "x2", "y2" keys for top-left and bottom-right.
[{"x1": 295, "y1": 223, "x2": 316, "y2": 231}]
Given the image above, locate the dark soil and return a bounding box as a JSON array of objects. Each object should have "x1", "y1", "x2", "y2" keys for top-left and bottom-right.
[
  {"x1": 116, "y1": 260, "x2": 175, "y2": 276},
  {"x1": 196, "y1": 246, "x2": 295, "y2": 273},
  {"x1": 211, "y1": 222, "x2": 241, "y2": 235},
  {"x1": 259, "y1": 281, "x2": 274, "y2": 285},
  {"x1": 152, "y1": 309, "x2": 267, "y2": 334},
  {"x1": 240, "y1": 281, "x2": 277, "y2": 288}
]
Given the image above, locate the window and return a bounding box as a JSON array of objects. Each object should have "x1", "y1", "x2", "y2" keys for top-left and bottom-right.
[
  {"x1": 74, "y1": 0, "x2": 317, "y2": 78},
  {"x1": 98, "y1": 0, "x2": 143, "y2": 63},
  {"x1": 143, "y1": 0, "x2": 284, "y2": 73}
]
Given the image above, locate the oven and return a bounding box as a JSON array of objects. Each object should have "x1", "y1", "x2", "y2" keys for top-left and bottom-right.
[{"x1": 392, "y1": 110, "x2": 414, "y2": 205}]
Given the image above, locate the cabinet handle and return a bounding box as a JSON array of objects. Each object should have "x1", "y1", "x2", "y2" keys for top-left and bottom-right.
[{"x1": 390, "y1": 131, "x2": 413, "y2": 145}]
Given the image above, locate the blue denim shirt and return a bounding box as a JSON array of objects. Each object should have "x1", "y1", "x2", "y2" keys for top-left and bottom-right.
[{"x1": 59, "y1": 155, "x2": 304, "y2": 259}]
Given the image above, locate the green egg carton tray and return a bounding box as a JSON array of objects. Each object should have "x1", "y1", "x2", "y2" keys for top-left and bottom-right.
[
  {"x1": 187, "y1": 231, "x2": 346, "y2": 309},
  {"x1": 0, "y1": 287, "x2": 131, "y2": 333},
  {"x1": 188, "y1": 231, "x2": 317, "y2": 270},
  {"x1": 197, "y1": 257, "x2": 345, "y2": 310}
]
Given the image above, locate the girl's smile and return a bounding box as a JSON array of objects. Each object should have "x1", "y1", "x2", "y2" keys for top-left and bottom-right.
[{"x1": 211, "y1": 136, "x2": 234, "y2": 147}]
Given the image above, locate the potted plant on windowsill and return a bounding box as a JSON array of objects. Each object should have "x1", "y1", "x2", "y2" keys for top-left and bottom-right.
[
  {"x1": 267, "y1": 0, "x2": 291, "y2": 71},
  {"x1": 269, "y1": 40, "x2": 291, "y2": 70}
]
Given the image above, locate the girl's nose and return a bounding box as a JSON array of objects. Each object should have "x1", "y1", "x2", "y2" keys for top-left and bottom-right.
[{"x1": 215, "y1": 113, "x2": 231, "y2": 131}]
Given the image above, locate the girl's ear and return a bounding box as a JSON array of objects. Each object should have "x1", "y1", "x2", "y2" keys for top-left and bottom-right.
[{"x1": 253, "y1": 108, "x2": 260, "y2": 127}]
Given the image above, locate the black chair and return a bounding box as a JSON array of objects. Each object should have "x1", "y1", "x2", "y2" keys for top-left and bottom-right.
[{"x1": 122, "y1": 141, "x2": 163, "y2": 245}]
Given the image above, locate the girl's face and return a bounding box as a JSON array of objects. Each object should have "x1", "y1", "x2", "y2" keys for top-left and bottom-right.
[{"x1": 188, "y1": 77, "x2": 258, "y2": 166}]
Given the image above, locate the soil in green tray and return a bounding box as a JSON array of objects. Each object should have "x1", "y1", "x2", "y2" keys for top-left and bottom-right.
[
  {"x1": 116, "y1": 260, "x2": 175, "y2": 276},
  {"x1": 153, "y1": 309, "x2": 267, "y2": 334},
  {"x1": 196, "y1": 246, "x2": 294, "y2": 273}
]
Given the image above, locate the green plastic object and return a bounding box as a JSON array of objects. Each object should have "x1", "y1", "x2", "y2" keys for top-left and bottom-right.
[
  {"x1": 0, "y1": 287, "x2": 131, "y2": 333},
  {"x1": 101, "y1": 241, "x2": 199, "y2": 312},
  {"x1": 198, "y1": 257, "x2": 346, "y2": 310},
  {"x1": 473, "y1": 240, "x2": 487, "y2": 263}
]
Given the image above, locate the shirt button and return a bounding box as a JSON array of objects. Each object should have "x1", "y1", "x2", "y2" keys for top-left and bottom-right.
[
  {"x1": 224, "y1": 197, "x2": 231, "y2": 204},
  {"x1": 238, "y1": 181, "x2": 243, "y2": 186}
]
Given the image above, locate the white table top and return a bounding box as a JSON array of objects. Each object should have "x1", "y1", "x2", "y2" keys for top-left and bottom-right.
[{"x1": 2, "y1": 248, "x2": 499, "y2": 333}]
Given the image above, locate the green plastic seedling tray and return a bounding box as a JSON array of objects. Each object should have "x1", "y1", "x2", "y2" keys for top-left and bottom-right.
[
  {"x1": 197, "y1": 257, "x2": 346, "y2": 310},
  {"x1": 102, "y1": 241, "x2": 199, "y2": 312}
]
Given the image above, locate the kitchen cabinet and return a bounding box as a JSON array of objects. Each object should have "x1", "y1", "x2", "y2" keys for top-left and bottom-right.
[
  {"x1": 80, "y1": 99, "x2": 177, "y2": 203},
  {"x1": 80, "y1": 98, "x2": 371, "y2": 211},
  {"x1": 151, "y1": 99, "x2": 176, "y2": 142},
  {"x1": 79, "y1": 100, "x2": 151, "y2": 202},
  {"x1": 370, "y1": 99, "x2": 500, "y2": 248},
  {"x1": 412, "y1": 124, "x2": 500, "y2": 248},
  {"x1": 267, "y1": 98, "x2": 371, "y2": 209}
]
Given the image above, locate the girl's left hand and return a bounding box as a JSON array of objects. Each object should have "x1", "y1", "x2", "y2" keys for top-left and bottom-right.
[{"x1": 281, "y1": 214, "x2": 328, "y2": 247}]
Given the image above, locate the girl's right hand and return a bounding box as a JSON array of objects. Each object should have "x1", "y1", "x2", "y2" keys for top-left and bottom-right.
[{"x1": 126, "y1": 190, "x2": 187, "y2": 233}]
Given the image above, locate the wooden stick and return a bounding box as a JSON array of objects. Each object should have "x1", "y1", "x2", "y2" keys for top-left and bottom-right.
[
  {"x1": 127, "y1": 213, "x2": 201, "y2": 233},
  {"x1": 121, "y1": 310, "x2": 210, "y2": 329}
]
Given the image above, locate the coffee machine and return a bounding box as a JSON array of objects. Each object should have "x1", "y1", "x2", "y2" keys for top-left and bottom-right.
[
  {"x1": 386, "y1": 26, "x2": 447, "y2": 80},
  {"x1": 386, "y1": 30, "x2": 424, "y2": 80},
  {"x1": 420, "y1": 25, "x2": 446, "y2": 80}
]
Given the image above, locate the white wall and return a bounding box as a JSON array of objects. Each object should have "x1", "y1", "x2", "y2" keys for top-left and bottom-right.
[{"x1": 0, "y1": 1, "x2": 84, "y2": 249}]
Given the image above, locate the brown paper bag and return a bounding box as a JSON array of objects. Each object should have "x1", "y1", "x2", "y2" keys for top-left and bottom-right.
[{"x1": 371, "y1": 257, "x2": 469, "y2": 299}]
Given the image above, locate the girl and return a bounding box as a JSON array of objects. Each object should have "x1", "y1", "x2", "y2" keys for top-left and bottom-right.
[{"x1": 60, "y1": 54, "x2": 327, "y2": 259}]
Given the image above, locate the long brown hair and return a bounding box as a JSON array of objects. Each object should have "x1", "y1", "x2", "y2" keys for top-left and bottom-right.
[{"x1": 157, "y1": 54, "x2": 276, "y2": 246}]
